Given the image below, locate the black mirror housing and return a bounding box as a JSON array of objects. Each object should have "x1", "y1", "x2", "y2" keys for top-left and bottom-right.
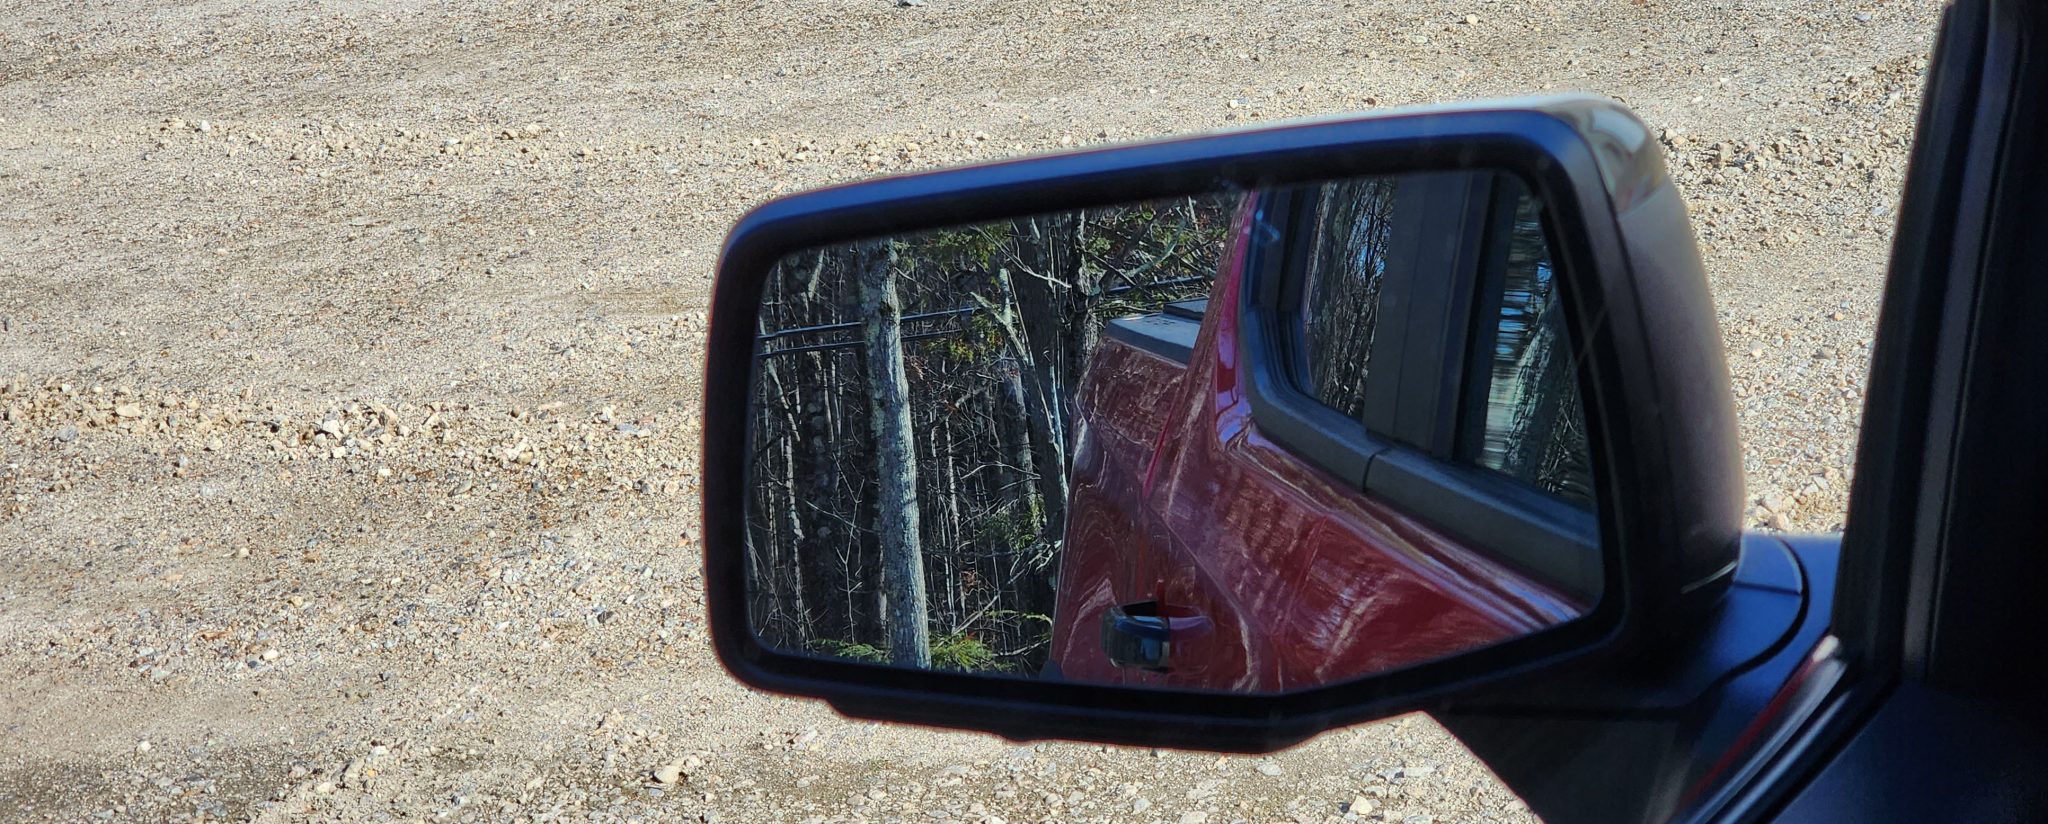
[{"x1": 701, "y1": 94, "x2": 1741, "y2": 752}]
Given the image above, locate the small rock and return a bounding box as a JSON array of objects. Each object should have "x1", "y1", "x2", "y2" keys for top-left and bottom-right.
[
  {"x1": 1463, "y1": 13, "x2": 1479, "y2": 24},
  {"x1": 1179, "y1": 813, "x2": 1209, "y2": 824},
  {"x1": 653, "y1": 762, "x2": 684, "y2": 784},
  {"x1": 56, "y1": 426, "x2": 78, "y2": 443},
  {"x1": 1346, "y1": 795, "x2": 1376, "y2": 816},
  {"x1": 318, "y1": 419, "x2": 343, "y2": 437},
  {"x1": 314, "y1": 780, "x2": 336, "y2": 795},
  {"x1": 1255, "y1": 761, "x2": 1283, "y2": 776},
  {"x1": 896, "y1": 0, "x2": 925, "y2": 6},
  {"x1": 261, "y1": 649, "x2": 280, "y2": 662},
  {"x1": 135, "y1": 741, "x2": 152, "y2": 754},
  {"x1": 115, "y1": 403, "x2": 142, "y2": 418}
]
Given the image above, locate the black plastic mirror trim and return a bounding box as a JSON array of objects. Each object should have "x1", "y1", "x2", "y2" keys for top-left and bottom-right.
[{"x1": 702, "y1": 94, "x2": 1740, "y2": 752}]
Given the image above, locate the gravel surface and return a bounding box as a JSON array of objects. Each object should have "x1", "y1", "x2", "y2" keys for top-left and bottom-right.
[{"x1": 1, "y1": 0, "x2": 1939, "y2": 820}]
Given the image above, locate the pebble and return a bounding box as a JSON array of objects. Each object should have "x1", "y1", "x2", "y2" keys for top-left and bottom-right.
[
  {"x1": 115, "y1": 403, "x2": 142, "y2": 418},
  {"x1": 1255, "y1": 761, "x2": 1283, "y2": 776}
]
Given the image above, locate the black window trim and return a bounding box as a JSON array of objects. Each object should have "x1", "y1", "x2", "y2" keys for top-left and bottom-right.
[
  {"x1": 1240, "y1": 184, "x2": 1394, "y2": 490},
  {"x1": 1239, "y1": 171, "x2": 1602, "y2": 600}
]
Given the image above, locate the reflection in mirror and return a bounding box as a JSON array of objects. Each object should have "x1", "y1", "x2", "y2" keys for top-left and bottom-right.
[{"x1": 745, "y1": 172, "x2": 1597, "y2": 692}]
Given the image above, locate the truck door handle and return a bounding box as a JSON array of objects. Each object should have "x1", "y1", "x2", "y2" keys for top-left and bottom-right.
[{"x1": 1100, "y1": 600, "x2": 1212, "y2": 672}]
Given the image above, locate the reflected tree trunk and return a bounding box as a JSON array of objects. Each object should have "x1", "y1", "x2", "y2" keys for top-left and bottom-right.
[
  {"x1": 762, "y1": 357, "x2": 811, "y2": 639},
  {"x1": 747, "y1": 192, "x2": 1233, "y2": 672},
  {"x1": 996, "y1": 356, "x2": 1044, "y2": 524},
  {"x1": 857, "y1": 239, "x2": 931, "y2": 668}
]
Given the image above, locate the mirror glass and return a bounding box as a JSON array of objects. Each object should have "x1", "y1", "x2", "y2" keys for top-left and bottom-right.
[{"x1": 743, "y1": 171, "x2": 1598, "y2": 692}]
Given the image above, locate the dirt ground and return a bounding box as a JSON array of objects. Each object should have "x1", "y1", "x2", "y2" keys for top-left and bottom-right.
[{"x1": 0, "y1": 0, "x2": 1939, "y2": 821}]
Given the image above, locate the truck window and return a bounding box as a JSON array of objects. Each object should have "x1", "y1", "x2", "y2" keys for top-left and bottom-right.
[
  {"x1": 1298, "y1": 177, "x2": 1401, "y2": 423},
  {"x1": 1460, "y1": 191, "x2": 1594, "y2": 507}
]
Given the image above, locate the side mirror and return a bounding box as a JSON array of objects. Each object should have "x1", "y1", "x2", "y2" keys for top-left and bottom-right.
[{"x1": 700, "y1": 95, "x2": 1744, "y2": 752}]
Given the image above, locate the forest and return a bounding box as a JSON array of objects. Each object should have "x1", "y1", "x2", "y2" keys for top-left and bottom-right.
[
  {"x1": 744, "y1": 192, "x2": 1235, "y2": 674},
  {"x1": 742, "y1": 173, "x2": 1593, "y2": 677}
]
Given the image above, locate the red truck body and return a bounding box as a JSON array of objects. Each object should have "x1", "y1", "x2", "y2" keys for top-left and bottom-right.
[{"x1": 1047, "y1": 194, "x2": 1582, "y2": 692}]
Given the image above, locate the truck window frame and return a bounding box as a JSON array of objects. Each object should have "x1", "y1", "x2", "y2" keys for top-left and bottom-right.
[{"x1": 1238, "y1": 171, "x2": 1602, "y2": 600}]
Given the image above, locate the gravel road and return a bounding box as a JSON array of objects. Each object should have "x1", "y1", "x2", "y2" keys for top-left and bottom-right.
[{"x1": 1, "y1": 0, "x2": 1939, "y2": 821}]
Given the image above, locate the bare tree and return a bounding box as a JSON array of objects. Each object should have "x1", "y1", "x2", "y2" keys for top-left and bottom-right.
[
  {"x1": 745, "y1": 192, "x2": 1234, "y2": 673},
  {"x1": 856, "y1": 239, "x2": 932, "y2": 668}
]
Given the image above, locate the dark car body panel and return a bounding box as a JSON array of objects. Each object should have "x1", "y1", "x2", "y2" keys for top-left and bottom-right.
[{"x1": 1439, "y1": 533, "x2": 1828, "y2": 823}]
